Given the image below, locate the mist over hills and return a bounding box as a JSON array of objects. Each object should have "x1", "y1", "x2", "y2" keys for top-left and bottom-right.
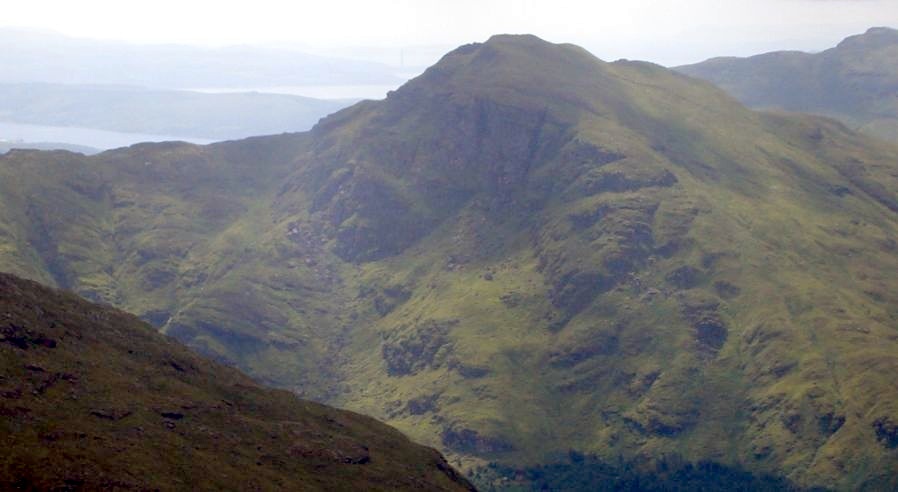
[
  {"x1": 0, "y1": 28, "x2": 404, "y2": 89},
  {"x1": 677, "y1": 27, "x2": 898, "y2": 140},
  {"x1": 0, "y1": 28, "x2": 377, "y2": 149},
  {"x1": 2, "y1": 33, "x2": 898, "y2": 490}
]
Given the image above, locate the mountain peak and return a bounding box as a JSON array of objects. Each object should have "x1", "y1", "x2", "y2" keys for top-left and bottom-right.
[
  {"x1": 427, "y1": 33, "x2": 601, "y2": 74},
  {"x1": 836, "y1": 25, "x2": 898, "y2": 49},
  {"x1": 483, "y1": 33, "x2": 550, "y2": 46},
  {"x1": 6, "y1": 35, "x2": 898, "y2": 491},
  {"x1": 381, "y1": 32, "x2": 609, "y2": 118},
  {"x1": 866, "y1": 26, "x2": 898, "y2": 35}
]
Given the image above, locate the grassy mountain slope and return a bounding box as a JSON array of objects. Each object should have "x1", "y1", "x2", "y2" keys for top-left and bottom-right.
[
  {"x1": 676, "y1": 27, "x2": 898, "y2": 140},
  {"x1": 0, "y1": 273, "x2": 474, "y2": 490},
  {"x1": 2, "y1": 35, "x2": 898, "y2": 489},
  {"x1": 0, "y1": 83, "x2": 353, "y2": 140}
]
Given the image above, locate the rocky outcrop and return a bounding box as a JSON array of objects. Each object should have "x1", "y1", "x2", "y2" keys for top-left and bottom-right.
[
  {"x1": 442, "y1": 426, "x2": 514, "y2": 454},
  {"x1": 382, "y1": 319, "x2": 458, "y2": 376},
  {"x1": 666, "y1": 265, "x2": 702, "y2": 290},
  {"x1": 874, "y1": 416, "x2": 898, "y2": 448}
]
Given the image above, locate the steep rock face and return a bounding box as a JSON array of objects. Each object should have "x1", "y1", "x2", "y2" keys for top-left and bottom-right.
[
  {"x1": 677, "y1": 26, "x2": 898, "y2": 139},
  {"x1": 0, "y1": 273, "x2": 474, "y2": 491},
  {"x1": 2, "y1": 35, "x2": 898, "y2": 489},
  {"x1": 283, "y1": 38, "x2": 580, "y2": 262}
]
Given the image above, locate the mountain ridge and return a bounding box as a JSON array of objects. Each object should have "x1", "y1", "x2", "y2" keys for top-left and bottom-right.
[
  {"x1": 676, "y1": 26, "x2": 898, "y2": 139},
  {"x1": 2, "y1": 34, "x2": 898, "y2": 489}
]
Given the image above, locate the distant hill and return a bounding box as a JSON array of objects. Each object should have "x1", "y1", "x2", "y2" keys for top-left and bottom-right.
[
  {"x1": 0, "y1": 83, "x2": 353, "y2": 140},
  {"x1": 677, "y1": 27, "x2": 898, "y2": 139},
  {"x1": 0, "y1": 140, "x2": 99, "y2": 155},
  {"x1": 0, "y1": 27, "x2": 403, "y2": 89},
  {"x1": 2, "y1": 35, "x2": 898, "y2": 490},
  {"x1": 0, "y1": 273, "x2": 474, "y2": 491}
]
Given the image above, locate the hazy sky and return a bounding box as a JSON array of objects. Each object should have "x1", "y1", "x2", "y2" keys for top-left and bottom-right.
[{"x1": 2, "y1": 0, "x2": 897, "y2": 66}]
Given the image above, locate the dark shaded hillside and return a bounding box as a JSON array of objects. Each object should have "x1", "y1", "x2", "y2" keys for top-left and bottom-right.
[
  {"x1": 471, "y1": 453, "x2": 819, "y2": 492},
  {"x1": 2, "y1": 34, "x2": 898, "y2": 490},
  {"x1": 0, "y1": 273, "x2": 474, "y2": 490},
  {"x1": 677, "y1": 27, "x2": 898, "y2": 139}
]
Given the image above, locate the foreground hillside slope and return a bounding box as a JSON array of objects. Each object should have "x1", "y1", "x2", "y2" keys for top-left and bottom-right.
[
  {"x1": 677, "y1": 27, "x2": 898, "y2": 139},
  {"x1": 2, "y1": 35, "x2": 898, "y2": 489},
  {"x1": 0, "y1": 273, "x2": 474, "y2": 490}
]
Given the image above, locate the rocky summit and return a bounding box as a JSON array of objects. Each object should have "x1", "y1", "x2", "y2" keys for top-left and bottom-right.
[{"x1": 2, "y1": 34, "x2": 898, "y2": 489}]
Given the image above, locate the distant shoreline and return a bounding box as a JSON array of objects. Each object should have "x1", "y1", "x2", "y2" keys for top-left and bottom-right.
[{"x1": 0, "y1": 120, "x2": 213, "y2": 151}]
